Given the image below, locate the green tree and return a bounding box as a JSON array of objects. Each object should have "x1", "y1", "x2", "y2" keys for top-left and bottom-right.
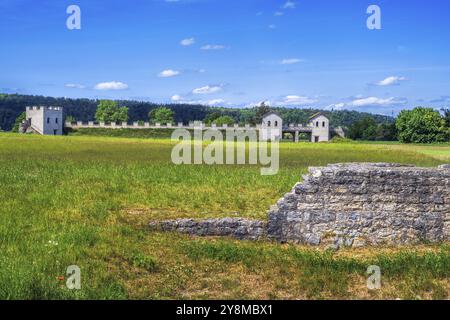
[
  {"x1": 375, "y1": 122, "x2": 397, "y2": 141},
  {"x1": 347, "y1": 117, "x2": 377, "y2": 140},
  {"x1": 95, "y1": 100, "x2": 129, "y2": 123},
  {"x1": 66, "y1": 115, "x2": 76, "y2": 123},
  {"x1": 204, "y1": 111, "x2": 223, "y2": 125},
  {"x1": 252, "y1": 102, "x2": 273, "y2": 125},
  {"x1": 238, "y1": 109, "x2": 256, "y2": 125},
  {"x1": 12, "y1": 112, "x2": 26, "y2": 132},
  {"x1": 149, "y1": 107, "x2": 174, "y2": 124},
  {"x1": 442, "y1": 108, "x2": 450, "y2": 127},
  {"x1": 212, "y1": 115, "x2": 235, "y2": 126},
  {"x1": 396, "y1": 107, "x2": 447, "y2": 143},
  {"x1": 348, "y1": 117, "x2": 397, "y2": 141}
]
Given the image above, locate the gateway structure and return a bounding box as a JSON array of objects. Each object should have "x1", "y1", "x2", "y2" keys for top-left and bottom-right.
[{"x1": 278, "y1": 112, "x2": 331, "y2": 143}]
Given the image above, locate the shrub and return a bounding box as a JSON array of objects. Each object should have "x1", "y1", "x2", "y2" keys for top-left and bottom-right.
[
  {"x1": 130, "y1": 253, "x2": 159, "y2": 272},
  {"x1": 12, "y1": 112, "x2": 26, "y2": 132}
]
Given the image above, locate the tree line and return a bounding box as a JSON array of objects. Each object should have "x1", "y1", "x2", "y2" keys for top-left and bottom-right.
[
  {"x1": 4, "y1": 93, "x2": 449, "y2": 143},
  {"x1": 348, "y1": 107, "x2": 450, "y2": 143}
]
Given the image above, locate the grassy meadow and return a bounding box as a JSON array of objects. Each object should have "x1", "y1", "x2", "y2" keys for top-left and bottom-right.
[{"x1": 0, "y1": 133, "x2": 449, "y2": 299}]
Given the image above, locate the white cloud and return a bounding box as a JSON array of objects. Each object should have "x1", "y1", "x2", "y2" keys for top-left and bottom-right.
[
  {"x1": 241, "y1": 100, "x2": 270, "y2": 109},
  {"x1": 205, "y1": 99, "x2": 225, "y2": 105},
  {"x1": 282, "y1": 1, "x2": 296, "y2": 9},
  {"x1": 192, "y1": 85, "x2": 223, "y2": 94},
  {"x1": 268, "y1": 24, "x2": 276, "y2": 29},
  {"x1": 274, "y1": 11, "x2": 284, "y2": 16},
  {"x1": 278, "y1": 95, "x2": 318, "y2": 106},
  {"x1": 350, "y1": 96, "x2": 406, "y2": 107},
  {"x1": 325, "y1": 103, "x2": 346, "y2": 110},
  {"x1": 171, "y1": 94, "x2": 182, "y2": 101},
  {"x1": 158, "y1": 69, "x2": 180, "y2": 78},
  {"x1": 281, "y1": 58, "x2": 303, "y2": 65},
  {"x1": 170, "y1": 95, "x2": 226, "y2": 106},
  {"x1": 200, "y1": 44, "x2": 226, "y2": 50},
  {"x1": 376, "y1": 76, "x2": 408, "y2": 86},
  {"x1": 180, "y1": 38, "x2": 195, "y2": 46},
  {"x1": 325, "y1": 96, "x2": 407, "y2": 111},
  {"x1": 429, "y1": 96, "x2": 450, "y2": 104},
  {"x1": 94, "y1": 81, "x2": 128, "y2": 91},
  {"x1": 65, "y1": 83, "x2": 85, "y2": 89}
]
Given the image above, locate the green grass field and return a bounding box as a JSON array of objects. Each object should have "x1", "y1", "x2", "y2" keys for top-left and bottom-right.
[{"x1": 0, "y1": 133, "x2": 449, "y2": 299}]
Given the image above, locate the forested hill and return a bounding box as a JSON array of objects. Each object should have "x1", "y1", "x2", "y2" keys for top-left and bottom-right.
[{"x1": 0, "y1": 93, "x2": 393, "y2": 131}]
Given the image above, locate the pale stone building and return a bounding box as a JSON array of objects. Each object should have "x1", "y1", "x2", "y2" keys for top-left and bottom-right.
[
  {"x1": 21, "y1": 106, "x2": 64, "y2": 135},
  {"x1": 309, "y1": 112, "x2": 330, "y2": 142},
  {"x1": 260, "y1": 112, "x2": 283, "y2": 141},
  {"x1": 261, "y1": 111, "x2": 331, "y2": 143}
]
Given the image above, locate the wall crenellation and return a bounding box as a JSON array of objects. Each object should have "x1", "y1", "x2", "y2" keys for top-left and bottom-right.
[
  {"x1": 26, "y1": 106, "x2": 62, "y2": 111},
  {"x1": 23, "y1": 106, "x2": 341, "y2": 142},
  {"x1": 66, "y1": 121, "x2": 267, "y2": 130}
]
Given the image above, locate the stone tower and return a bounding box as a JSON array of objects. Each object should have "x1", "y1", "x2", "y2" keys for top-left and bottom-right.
[{"x1": 21, "y1": 106, "x2": 64, "y2": 135}]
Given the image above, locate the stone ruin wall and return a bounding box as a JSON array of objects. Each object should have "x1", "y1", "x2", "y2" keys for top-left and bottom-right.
[
  {"x1": 150, "y1": 163, "x2": 450, "y2": 248},
  {"x1": 268, "y1": 163, "x2": 450, "y2": 247}
]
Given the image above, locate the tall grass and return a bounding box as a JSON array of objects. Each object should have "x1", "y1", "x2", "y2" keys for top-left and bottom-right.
[{"x1": 0, "y1": 133, "x2": 448, "y2": 299}]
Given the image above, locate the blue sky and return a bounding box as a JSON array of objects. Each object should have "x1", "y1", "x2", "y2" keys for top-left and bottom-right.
[{"x1": 1, "y1": 0, "x2": 450, "y2": 115}]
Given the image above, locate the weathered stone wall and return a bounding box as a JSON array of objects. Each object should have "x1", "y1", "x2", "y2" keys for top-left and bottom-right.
[
  {"x1": 268, "y1": 163, "x2": 450, "y2": 247},
  {"x1": 149, "y1": 218, "x2": 267, "y2": 241},
  {"x1": 149, "y1": 163, "x2": 449, "y2": 248}
]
